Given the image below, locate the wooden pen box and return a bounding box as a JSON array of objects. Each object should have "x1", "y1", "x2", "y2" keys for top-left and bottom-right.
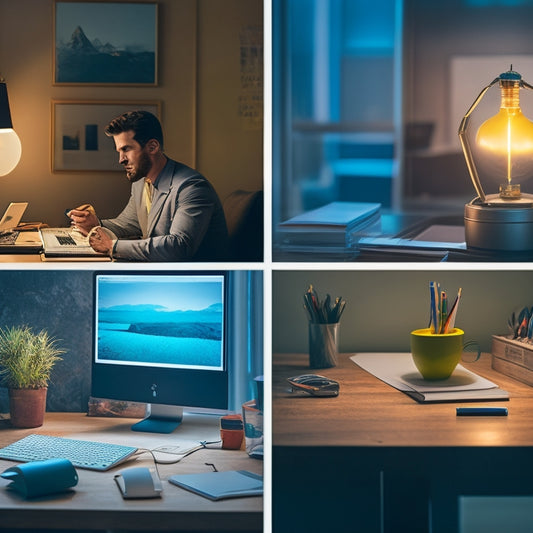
[{"x1": 491, "y1": 335, "x2": 533, "y2": 387}]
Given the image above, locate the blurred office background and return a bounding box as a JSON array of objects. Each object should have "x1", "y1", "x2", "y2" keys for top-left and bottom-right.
[{"x1": 272, "y1": 0, "x2": 533, "y2": 231}]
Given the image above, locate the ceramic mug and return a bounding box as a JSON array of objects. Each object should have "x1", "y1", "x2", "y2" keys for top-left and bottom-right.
[{"x1": 410, "y1": 327, "x2": 480, "y2": 380}]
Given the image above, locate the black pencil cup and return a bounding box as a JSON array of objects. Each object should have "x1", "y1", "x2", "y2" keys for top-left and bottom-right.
[{"x1": 308, "y1": 322, "x2": 339, "y2": 369}]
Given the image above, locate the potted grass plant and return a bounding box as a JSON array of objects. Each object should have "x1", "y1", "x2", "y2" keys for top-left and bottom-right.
[{"x1": 0, "y1": 325, "x2": 65, "y2": 428}]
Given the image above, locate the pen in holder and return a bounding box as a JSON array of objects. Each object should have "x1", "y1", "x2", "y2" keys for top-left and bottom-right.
[
  {"x1": 410, "y1": 281, "x2": 479, "y2": 380},
  {"x1": 304, "y1": 285, "x2": 346, "y2": 369}
]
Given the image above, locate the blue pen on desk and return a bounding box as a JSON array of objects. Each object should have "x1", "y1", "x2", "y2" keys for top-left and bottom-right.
[{"x1": 456, "y1": 407, "x2": 508, "y2": 416}]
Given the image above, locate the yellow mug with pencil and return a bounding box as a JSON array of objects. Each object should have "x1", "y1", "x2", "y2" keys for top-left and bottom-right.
[
  {"x1": 410, "y1": 328, "x2": 480, "y2": 380},
  {"x1": 412, "y1": 282, "x2": 480, "y2": 380}
]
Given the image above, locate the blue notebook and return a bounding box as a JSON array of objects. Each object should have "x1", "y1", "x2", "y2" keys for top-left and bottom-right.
[
  {"x1": 168, "y1": 470, "x2": 263, "y2": 500},
  {"x1": 279, "y1": 202, "x2": 381, "y2": 229},
  {"x1": 278, "y1": 202, "x2": 381, "y2": 248}
]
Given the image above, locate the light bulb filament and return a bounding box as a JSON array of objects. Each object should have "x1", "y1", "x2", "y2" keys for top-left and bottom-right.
[
  {"x1": 476, "y1": 78, "x2": 533, "y2": 199},
  {"x1": 507, "y1": 117, "x2": 512, "y2": 184}
]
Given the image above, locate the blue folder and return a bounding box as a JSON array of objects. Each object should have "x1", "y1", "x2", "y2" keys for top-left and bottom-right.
[{"x1": 168, "y1": 470, "x2": 263, "y2": 500}]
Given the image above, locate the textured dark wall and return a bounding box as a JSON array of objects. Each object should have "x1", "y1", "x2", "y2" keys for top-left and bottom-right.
[{"x1": 0, "y1": 270, "x2": 93, "y2": 413}]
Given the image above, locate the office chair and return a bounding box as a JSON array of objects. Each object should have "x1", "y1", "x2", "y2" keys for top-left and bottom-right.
[{"x1": 223, "y1": 189, "x2": 263, "y2": 262}]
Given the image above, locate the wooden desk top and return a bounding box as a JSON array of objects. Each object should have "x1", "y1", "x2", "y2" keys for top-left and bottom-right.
[
  {"x1": 0, "y1": 231, "x2": 42, "y2": 262},
  {"x1": 0, "y1": 254, "x2": 42, "y2": 262},
  {"x1": 0, "y1": 412, "x2": 262, "y2": 532},
  {"x1": 0, "y1": 254, "x2": 112, "y2": 263},
  {"x1": 273, "y1": 352, "x2": 533, "y2": 448}
]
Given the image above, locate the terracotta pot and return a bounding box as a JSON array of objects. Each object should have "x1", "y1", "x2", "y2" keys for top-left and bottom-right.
[{"x1": 8, "y1": 388, "x2": 47, "y2": 428}]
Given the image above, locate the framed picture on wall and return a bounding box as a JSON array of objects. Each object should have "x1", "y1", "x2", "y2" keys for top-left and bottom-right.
[
  {"x1": 52, "y1": 100, "x2": 161, "y2": 172},
  {"x1": 53, "y1": 1, "x2": 158, "y2": 85}
]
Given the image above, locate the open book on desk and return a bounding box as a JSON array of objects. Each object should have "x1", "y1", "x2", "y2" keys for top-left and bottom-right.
[{"x1": 350, "y1": 353, "x2": 509, "y2": 403}]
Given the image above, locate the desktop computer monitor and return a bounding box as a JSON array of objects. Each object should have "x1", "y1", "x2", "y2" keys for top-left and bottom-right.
[{"x1": 91, "y1": 270, "x2": 229, "y2": 434}]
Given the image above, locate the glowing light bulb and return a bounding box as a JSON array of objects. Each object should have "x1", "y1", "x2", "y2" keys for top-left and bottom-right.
[
  {"x1": 0, "y1": 127, "x2": 22, "y2": 176},
  {"x1": 0, "y1": 81, "x2": 21, "y2": 177},
  {"x1": 459, "y1": 69, "x2": 533, "y2": 252},
  {"x1": 475, "y1": 73, "x2": 533, "y2": 199}
]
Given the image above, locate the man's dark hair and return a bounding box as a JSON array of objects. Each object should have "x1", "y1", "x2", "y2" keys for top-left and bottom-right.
[{"x1": 104, "y1": 110, "x2": 164, "y2": 150}]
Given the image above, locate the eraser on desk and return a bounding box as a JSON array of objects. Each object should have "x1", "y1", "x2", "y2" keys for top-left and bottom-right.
[{"x1": 1, "y1": 458, "x2": 78, "y2": 498}]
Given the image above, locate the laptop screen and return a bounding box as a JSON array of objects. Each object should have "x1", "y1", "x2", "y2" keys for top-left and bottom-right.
[{"x1": 0, "y1": 202, "x2": 28, "y2": 232}]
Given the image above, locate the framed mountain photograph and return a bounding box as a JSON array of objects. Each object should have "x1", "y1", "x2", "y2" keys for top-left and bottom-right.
[{"x1": 53, "y1": 1, "x2": 158, "y2": 85}]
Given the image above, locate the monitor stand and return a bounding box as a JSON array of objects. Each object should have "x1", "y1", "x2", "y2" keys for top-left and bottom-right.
[{"x1": 131, "y1": 404, "x2": 183, "y2": 434}]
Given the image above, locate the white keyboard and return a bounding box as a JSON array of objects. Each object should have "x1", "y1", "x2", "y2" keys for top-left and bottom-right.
[{"x1": 0, "y1": 434, "x2": 139, "y2": 471}]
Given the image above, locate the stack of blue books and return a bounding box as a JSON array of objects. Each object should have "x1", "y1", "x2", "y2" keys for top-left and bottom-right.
[{"x1": 277, "y1": 202, "x2": 381, "y2": 255}]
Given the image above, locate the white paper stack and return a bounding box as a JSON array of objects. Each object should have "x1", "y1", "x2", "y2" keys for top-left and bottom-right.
[{"x1": 351, "y1": 353, "x2": 509, "y2": 403}]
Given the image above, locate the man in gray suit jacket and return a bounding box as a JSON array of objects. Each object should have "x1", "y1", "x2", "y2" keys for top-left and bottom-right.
[{"x1": 68, "y1": 111, "x2": 229, "y2": 262}]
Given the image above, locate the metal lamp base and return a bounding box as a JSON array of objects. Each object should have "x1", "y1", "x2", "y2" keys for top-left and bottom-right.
[{"x1": 464, "y1": 196, "x2": 533, "y2": 251}]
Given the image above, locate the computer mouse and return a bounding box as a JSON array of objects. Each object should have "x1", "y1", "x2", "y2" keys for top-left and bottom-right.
[
  {"x1": 287, "y1": 374, "x2": 340, "y2": 397},
  {"x1": 114, "y1": 467, "x2": 163, "y2": 499}
]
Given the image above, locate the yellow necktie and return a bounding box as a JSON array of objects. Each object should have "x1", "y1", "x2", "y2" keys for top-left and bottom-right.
[{"x1": 144, "y1": 180, "x2": 153, "y2": 214}]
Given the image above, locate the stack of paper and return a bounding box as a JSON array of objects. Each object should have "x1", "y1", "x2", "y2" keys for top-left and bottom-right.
[
  {"x1": 351, "y1": 353, "x2": 509, "y2": 403},
  {"x1": 277, "y1": 202, "x2": 381, "y2": 252}
]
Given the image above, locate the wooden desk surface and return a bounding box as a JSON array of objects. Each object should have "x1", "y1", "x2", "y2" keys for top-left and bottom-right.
[
  {"x1": 0, "y1": 412, "x2": 262, "y2": 532},
  {"x1": 273, "y1": 352, "x2": 533, "y2": 447},
  {"x1": 0, "y1": 255, "x2": 41, "y2": 262},
  {"x1": 0, "y1": 230, "x2": 42, "y2": 262},
  {"x1": 0, "y1": 254, "x2": 111, "y2": 263}
]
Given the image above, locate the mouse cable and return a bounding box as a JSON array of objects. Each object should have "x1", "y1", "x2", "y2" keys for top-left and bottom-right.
[
  {"x1": 128, "y1": 438, "x2": 225, "y2": 478},
  {"x1": 129, "y1": 448, "x2": 163, "y2": 478},
  {"x1": 134, "y1": 439, "x2": 223, "y2": 468},
  {"x1": 152, "y1": 439, "x2": 222, "y2": 464}
]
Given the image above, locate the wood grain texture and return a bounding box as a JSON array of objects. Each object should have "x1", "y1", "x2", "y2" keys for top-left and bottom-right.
[
  {"x1": 0, "y1": 413, "x2": 262, "y2": 532},
  {"x1": 273, "y1": 352, "x2": 533, "y2": 447}
]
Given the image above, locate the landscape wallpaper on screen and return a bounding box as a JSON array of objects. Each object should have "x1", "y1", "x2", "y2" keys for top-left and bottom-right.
[{"x1": 96, "y1": 276, "x2": 224, "y2": 370}]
